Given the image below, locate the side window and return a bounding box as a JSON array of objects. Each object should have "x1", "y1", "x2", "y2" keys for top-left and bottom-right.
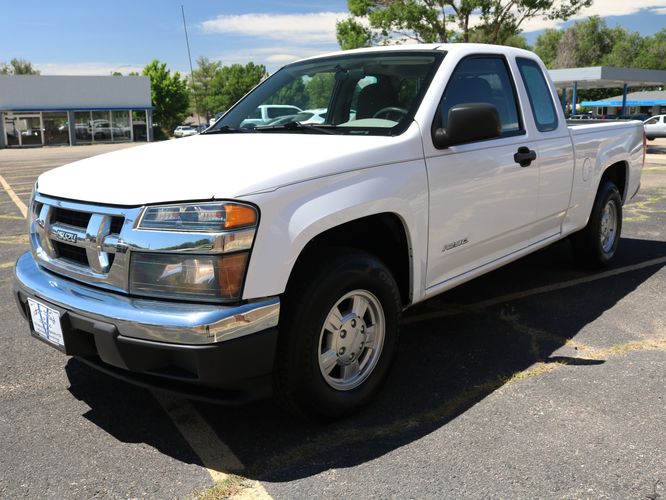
[
  {"x1": 439, "y1": 56, "x2": 522, "y2": 135},
  {"x1": 516, "y1": 57, "x2": 558, "y2": 132},
  {"x1": 249, "y1": 108, "x2": 262, "y2": 119},
  {"x1": 645, "y1": 117, "x2": 659, "y2": 125}
]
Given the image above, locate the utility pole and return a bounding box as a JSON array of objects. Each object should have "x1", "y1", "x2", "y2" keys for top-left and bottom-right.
[{"x1": 181, "y1": 5, "x2": 201, "y2": 127}]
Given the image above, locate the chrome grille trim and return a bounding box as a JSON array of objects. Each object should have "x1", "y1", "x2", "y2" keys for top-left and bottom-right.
[
  {"x1": 29, "y1": 193, "x2": 256, "y2": 295},
  {"x1": 30, "y1": 194, "x2": 138, "y2": 292}
]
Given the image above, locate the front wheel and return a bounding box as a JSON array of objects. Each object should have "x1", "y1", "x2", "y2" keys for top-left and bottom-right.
[
  {"x1": 570, "y1": 180, "x2": 622, "y2": 267},
  {"x1": 274, "y1": 249, "x2": 401, "y2": 421}
]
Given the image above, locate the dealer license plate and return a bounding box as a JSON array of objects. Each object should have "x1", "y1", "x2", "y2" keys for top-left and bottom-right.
[{"x1": 27, "y1": 298, "x2": 64, "y2": 348}]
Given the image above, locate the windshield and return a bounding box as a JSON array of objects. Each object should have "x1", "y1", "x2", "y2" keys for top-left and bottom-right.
[{"x1": 211, "y1": 51, "x2": 444, "y2": 136}]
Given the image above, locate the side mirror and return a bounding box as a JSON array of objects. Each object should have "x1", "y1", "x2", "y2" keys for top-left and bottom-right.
[{"x1": 433, "y1": 103, "x2": 502, "y2": 149}]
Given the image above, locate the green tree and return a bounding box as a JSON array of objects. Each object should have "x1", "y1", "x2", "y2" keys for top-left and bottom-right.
[
  {"x1": 533, "y1": 28, "x2": 563, "y2": 68},
  {"x1": 268, "y1": 78, "x2": 309, "y2": 108},
  {"x1": 0, "y1": 58, "x2": 40, "y2": 75},
  {"x1": 633, "y1": 29, "x2": 666, "y2": 70},
  {"x1": 191, "y1": 56, "x2": 222, "y2": 121},
  {"x1": 142, "y1": 60, "x2": 190, "y2": 134},
  {"x1": 336, "y1": 18, "x2": 372, "y2": 50},
  {"x1": 305, "y1": 74, "x2": 336, "y2": 108},
  {"x1": 336, "y1": 0, "x2": 591, "y2": 49},
  {"x1": 208, "y1": 62, "x2": 267, "y2": 114}
]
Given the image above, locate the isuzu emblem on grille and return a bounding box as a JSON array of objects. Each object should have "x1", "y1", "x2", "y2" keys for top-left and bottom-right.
[{"x1": 55, "y1": 229, "x2": 78, "y2": 244}]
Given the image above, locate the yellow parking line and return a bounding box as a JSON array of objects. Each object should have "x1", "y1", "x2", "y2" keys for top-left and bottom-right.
[
  {"x1": 153, "y1": 394, "x2": 272, "y2": 497},
  {"x1": 0, "y1": 174, "x2": 28, "y2": 218},
  {"x1": 153, "y1": 394, "x2": 245, "y2": 479}
]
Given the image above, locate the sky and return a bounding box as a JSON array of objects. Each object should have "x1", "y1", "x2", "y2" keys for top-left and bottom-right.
[{"x1": 2, "y1": 0, "x2": 666, "y2": 76}]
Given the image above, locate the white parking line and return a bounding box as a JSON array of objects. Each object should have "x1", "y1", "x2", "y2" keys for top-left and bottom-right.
[
  {"x1": 0, "y1": 174, "x2": 28, "y2": 218},
  {"x1": 405, "y1": 255, "x2": 666, "y2": 324}
]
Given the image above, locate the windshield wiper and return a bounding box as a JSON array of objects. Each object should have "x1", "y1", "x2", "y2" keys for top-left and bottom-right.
[
  {"x1": 254, "y1": 122, "x2": 339, "y2": 135},
  {"x1": 201, "y1": 125, "x2": 251, "y2": 134}
]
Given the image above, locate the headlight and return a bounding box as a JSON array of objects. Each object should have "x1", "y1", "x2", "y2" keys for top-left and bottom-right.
[
  {"x1": 132, "y1": 201, "x2": 257, "y2": 302},
  {"x1": 138, "y1": 202, "x2": 257, "y2": 232},
  {"x1": 130, "y1": 252, "x2": 249, "y2": 302}
]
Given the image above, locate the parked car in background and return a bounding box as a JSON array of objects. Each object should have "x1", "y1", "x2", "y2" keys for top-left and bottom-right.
[
  {"x1": 173, "y1": 125, "x2": 196, "y2": 138},
  {"x1": 300, "y1": 108, "x2": 328, "y2": 124},
  {"x1": 644, "y1": 114, "x2": 666, "y2": 140},
  {"x1": 210, "y1": 111, "x2": 225, "y2": 126},
  {"x1": 89, "y1": 120, "x2": 129, "y2": 140},
  {"x1": 240, "y1": 104, "x2": 302, "y2": 127},
  {"x1": 616, "y1": 113, "x2": 650, "y2": 122}
]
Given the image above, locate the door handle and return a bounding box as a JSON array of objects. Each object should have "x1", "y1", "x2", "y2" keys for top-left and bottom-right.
[{"x1": 514, "y1": 147, "x2": 537, "y2": 167}]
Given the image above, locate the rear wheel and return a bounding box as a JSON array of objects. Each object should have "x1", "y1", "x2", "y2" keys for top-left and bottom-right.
[
  {"x1": 274, "y1": 249, "x2": 401, "y2": 421},
  {"x1": 570, "y1": 180, "x2": 622, "y2": 267}
]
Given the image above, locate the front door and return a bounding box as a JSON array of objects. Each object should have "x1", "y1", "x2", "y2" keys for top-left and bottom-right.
[{"x1": 424, "y1": 55, "x2": 539, "y2": 292}]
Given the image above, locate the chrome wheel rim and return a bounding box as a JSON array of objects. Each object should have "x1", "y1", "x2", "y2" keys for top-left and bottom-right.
[
  {"x1": 600, "y1": 200, "x2": 618, "y2": 253},
  {"x1": 317, "y1": 289, "x2": 385, "y2": 391}
]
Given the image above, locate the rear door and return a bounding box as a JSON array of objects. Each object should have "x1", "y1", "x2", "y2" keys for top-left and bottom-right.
[{"x1": 423, "y1": 55, "x2": 540, "y2": 292}]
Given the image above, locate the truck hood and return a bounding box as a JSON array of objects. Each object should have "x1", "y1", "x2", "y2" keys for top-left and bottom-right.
[{"x1": 37, "y1": 125, "x2": 423, "y2": 206}]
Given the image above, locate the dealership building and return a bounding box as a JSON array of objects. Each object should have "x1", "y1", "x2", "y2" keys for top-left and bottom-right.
[{"x1": 0, "y1": 75, "x2": 153, "y2": 149}]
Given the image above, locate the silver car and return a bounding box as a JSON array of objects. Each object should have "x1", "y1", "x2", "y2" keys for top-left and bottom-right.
[{"x1": 644, "y1": 114, "x2": 666, "y2": 140}]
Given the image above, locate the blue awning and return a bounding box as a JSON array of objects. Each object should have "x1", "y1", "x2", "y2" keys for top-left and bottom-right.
[{"x1": 581, "y1": 99, "x2": 666, "y2": 107}]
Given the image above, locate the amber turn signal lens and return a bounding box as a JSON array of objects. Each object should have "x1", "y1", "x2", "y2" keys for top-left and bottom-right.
[
  {"x1": 224, "y1": 204, "x2": 257, "y2": 229},
  {"x1": 217, "y1": 252, "x2": 249, "y2": 298}
]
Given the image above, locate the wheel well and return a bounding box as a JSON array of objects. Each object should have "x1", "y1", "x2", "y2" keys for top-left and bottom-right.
[
  {"x1": 600, "y1": 161, "x2": 627, "y2": 201},
  {"x1": 287, "y1": 213, "x2": 412, "y2": 306}
]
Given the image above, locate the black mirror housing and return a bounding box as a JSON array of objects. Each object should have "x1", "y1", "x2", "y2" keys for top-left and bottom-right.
[{"x1": 433, "y1": 103, "x2": 502, "y2": 149}]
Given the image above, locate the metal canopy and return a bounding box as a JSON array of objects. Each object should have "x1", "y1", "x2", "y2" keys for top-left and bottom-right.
[{"x1": 548, "y1": 66, "x2": 666, "y2": 90}]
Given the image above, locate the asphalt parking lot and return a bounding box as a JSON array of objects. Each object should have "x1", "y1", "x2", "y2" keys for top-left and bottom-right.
[{"x1": 0, "y1": 141, "x2": 664, "y2": 499}]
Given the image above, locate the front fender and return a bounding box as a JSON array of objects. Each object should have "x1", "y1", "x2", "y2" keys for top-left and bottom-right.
[{"x1": 240, "y1": 159, "x2": 429, "y2": 303}]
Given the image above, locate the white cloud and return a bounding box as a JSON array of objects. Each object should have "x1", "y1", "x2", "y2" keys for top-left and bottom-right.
[
  {"x1": 211, "y1": 46, "x2": 331, "y2": 71},
  {"x1": 201, "y1": 12, "x2": 349, "y2": 44},
  {"x1": 520, "y1": 1, "x2": 666, "y2": 33},
  {"x1": 36, "y1": 62, "x2": 145, "y2": 76},
  {"x1": 265, "y1": 54, "x2": 301, "y2": 63}
]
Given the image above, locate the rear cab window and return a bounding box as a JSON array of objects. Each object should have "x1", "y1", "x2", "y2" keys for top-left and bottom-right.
[{"x1": 516, "y1": 58, "x2": 558, "y2": 132}]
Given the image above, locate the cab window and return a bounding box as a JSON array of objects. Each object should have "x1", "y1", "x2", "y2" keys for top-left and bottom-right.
[
  {"x1": 516, "y1": 57, "x2": 558, "y2": 132},
  {"x1": 437, "y1": 56, "x2": 522, "y2": 136}
]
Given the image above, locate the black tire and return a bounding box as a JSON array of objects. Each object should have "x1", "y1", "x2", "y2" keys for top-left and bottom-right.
[
  {"x1": 274, "y1": 248, "x2": 401, "y2": 421},
  {"x1": 570, "y1": 180, "x2": 622, "y2": 268}
]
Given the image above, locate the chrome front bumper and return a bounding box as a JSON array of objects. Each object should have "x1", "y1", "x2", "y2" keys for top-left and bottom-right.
[{"x1": 14, "y1": 252, "x2": 280, "y2": 345}]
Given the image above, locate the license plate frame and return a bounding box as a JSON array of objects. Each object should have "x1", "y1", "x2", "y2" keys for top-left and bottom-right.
[{"x1": 27, "y1": 297, "x2": 65, "y2": 349}]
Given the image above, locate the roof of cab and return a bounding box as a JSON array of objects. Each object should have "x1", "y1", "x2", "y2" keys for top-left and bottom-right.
[{"x1": 289, "y1": 43, "x2": 538, "y2": 66}]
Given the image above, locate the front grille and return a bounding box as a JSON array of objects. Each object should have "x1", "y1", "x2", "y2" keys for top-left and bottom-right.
[
  {"x1": 52, "y1": 208, "x2": 91, "y2": 228},
  {"x1": 53, "y1": 241, "x2": 88, "y2": 265},
  {"x1": 110, "y1": 216, "x2": 124, "y2": 234},
  {"x1": 52, "y1": 208, "x2": 125, "y2": 235},
  {"x1": 30, "y1": 194, "x2": 138, "y2": 292}
]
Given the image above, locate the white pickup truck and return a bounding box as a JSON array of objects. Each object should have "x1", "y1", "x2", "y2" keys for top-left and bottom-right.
[{"x1": 14, "y1": 44, "x2": 645, "y2": 420}]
